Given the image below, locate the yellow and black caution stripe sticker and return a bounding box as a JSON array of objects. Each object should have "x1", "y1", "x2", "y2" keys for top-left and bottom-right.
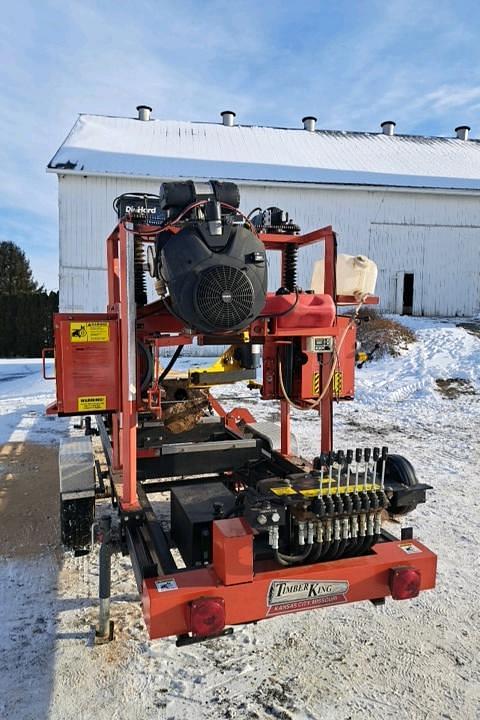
[
  {"x1": 70, "y1": 321, "x2": 110, "y2": 343},
  {"x1": 77, "y1": 395, "x2": 107, "y2": 412},
  {"x1": 313, "y1": 371, "x2": 343, "y2": 397},
  {"x1": 332, "y1": 371, "x2": 343, "y2": 395}
]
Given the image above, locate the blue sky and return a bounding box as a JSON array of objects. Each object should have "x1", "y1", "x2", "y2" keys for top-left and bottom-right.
[{"x1": 2, "y1": 0, "x2": 480, "y2": 290}]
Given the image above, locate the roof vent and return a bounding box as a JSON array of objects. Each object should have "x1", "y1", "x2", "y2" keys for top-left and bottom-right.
[
  {"x1": 381, "y1": 120, "x2": 396, "y2": 136},
  {"x1": 455, "y1": 125, "x2": 470, "y2": 140},
  {"x1": 137, "y1": 105, "x2": 152, "y2": 121},
  {"x1": 302, "y1": 116, "x2": 317, "y2": 132},
  {"x1": 221, "y1": 110, "x2": 236, "y2": 127}
]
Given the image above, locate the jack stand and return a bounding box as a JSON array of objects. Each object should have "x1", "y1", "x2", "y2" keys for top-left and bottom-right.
[{"x1": 95, "y1": 515, "x2": 115, "y2": 644}]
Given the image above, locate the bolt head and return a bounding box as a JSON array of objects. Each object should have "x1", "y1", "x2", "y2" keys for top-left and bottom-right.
[
  {"x1": 257, "y1": 514, "x2": 268, "y2": 525},
  {"x1": 271, "y1": 512, "x2": 280, "y2": 523}
]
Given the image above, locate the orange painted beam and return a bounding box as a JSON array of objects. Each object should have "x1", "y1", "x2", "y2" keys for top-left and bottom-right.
[{"x1": 142, "y1": 533, "x2": 437, "y2": 640}]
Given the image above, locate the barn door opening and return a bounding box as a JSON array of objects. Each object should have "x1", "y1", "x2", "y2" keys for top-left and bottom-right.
[
  {"x1": 402, "y1": 273, "x2": 414, "y2": 315},
  {"x1": 395, "y1": 272, "x2": 414, "y2": 315}
]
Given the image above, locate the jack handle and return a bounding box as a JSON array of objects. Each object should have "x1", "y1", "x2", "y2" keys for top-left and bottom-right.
[{"x1": 42, "y1": 348, "x2": 55, "y2": 380}]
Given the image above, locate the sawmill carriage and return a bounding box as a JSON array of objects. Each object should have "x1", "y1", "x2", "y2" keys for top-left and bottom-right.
[{"x1": 45, "y1": 180, "x2": 436, "y2": 644}]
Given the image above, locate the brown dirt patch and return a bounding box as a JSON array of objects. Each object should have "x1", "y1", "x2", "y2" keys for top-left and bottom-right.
[
  {"x1": 456, "y1": 321, "x2": 480, "y2": 339},
  {"x1": 354, "y1": 309, "x2": 416, "y2": 358},
  {"x1": 0, "y1": 442, "x2": 60, "y2": 558},
  {"x1": 435, "y1": 378, "x2": 476, "y2": 399}
]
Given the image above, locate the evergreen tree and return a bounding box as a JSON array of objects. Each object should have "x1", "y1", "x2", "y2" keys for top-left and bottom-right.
[
  {"x1": 0, "y1": 242, "x2": 58, "y2": 357},
  {"x1": 0, "y1": 241, "x2": 38, "y2": 295}
]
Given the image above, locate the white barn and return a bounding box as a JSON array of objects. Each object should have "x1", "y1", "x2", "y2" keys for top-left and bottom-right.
[{"x1": 48, "y1": 109, "x2": 480, "y2": 317}]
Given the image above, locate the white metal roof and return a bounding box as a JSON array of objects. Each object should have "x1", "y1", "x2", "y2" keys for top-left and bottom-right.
[{"x1": 48, "y1": 114, "x2": 480, "y2": 191}]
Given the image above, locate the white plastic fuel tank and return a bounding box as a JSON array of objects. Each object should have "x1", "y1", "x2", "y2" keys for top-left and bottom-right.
[{"x1": 311, "y1": 254, "x2": 378, "y2": 298}]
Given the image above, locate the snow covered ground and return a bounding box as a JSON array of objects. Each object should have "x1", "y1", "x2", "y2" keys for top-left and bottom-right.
[
  {"x1": 0, "y1": 359, "x2": 70, "y2": 444},
  {"x1": 0, "y1": 318, "x2": 479, "y2": 720}
]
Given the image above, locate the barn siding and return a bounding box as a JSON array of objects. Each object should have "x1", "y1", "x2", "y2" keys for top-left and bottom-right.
[{"x1": 58, "y1": 175, "x2": 480, "y2": 323}]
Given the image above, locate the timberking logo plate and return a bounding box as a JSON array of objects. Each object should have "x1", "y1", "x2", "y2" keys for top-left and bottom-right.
[{"x1": 266, "y1": 579, "x2": 349, "y2": 615}]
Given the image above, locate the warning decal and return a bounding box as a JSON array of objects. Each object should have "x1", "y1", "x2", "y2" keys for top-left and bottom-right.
[
  {"x1": 155, "y1": 579, "x2": 178, "y2": 592},
  {"x1": 77, "y1": 395, "x2": 107, "y2": 412},
  {"x1": 399, "y1": 543, "x2": 422, "y2": 555},
  {"x1": 270, "y1": 486, "x2": 298, "y2": 496},
  {"x1": 300, "y1": 488, "x2": 321, "y2": 497},
  {"x1": 70, "y1": 322, "x2": 109, "y2": 343}
]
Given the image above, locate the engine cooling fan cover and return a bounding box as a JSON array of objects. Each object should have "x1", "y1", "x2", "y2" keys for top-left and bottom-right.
[
  {"x1": 194, "y1": 265, "x2": 255, "y2": 330},
  {"x1": 159, "y1": 222, "x2": 267, "y2": 334}
]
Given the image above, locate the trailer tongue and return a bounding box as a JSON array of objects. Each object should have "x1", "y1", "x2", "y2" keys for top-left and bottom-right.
[{"x1": 46, "y1": 181, "x2": 436, "y2": 643}]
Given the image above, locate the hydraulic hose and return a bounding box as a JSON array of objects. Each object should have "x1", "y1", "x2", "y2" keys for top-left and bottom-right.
[
  {"x1": 274, "y1": 546, "x2": 313, "y2": 566},
  {"x1": 138, "y1": 342, "x2": 154, "y2": 392},
  {"x1": 306, "y1": 541, "x2": 324, "y2": 563},
  {"x1": 158, "y1": 345, "x2": 183, "y2": 383}
]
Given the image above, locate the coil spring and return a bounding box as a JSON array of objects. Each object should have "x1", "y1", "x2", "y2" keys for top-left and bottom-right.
[
  {"x1": 134, "y1": 238, "x2": 148, "y2": 306},
  {"x1": 282, "y1": 243, "x2": 298, "y2": 291}
]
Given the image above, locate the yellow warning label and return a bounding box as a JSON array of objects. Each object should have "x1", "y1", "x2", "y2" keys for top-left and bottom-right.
[
  {"x1": 300, "y1": 488, "x2": 321, "y2": 497},
  {"x1": 312, "y1": 372, "x2": 320, "y2": 396},
  {"x1": 270, "y1": 486, "x2": 298, "y2": 496},
  {"x1": 300, "y1": 484, "x2": 380, "y2": 497},
  {"x1": 77, "y1": 395, "x2": 107, "y2": 412},
  {"x1": 70, "y1": 322, "x2": 109, "y2": 343},
  {"x1": 332, "y1": 371, "x2": 343, "y2": 395},
  {"x1": 327, "y1": 483, "x2": 379, "y2": 496}
]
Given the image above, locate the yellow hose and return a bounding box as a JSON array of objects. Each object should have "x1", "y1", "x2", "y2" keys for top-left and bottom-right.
[{"x1": 277, "y1": 295, "x2": 367, "y2": 411}]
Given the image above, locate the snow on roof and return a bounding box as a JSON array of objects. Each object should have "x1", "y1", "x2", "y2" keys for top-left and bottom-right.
[{"x1": 47, "y1": 114, "x2": 480, "y2": 191}]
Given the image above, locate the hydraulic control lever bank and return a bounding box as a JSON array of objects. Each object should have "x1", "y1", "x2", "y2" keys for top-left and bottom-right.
[{"x1": 45, "y1": 181, "x2": 436, "y2": 644}]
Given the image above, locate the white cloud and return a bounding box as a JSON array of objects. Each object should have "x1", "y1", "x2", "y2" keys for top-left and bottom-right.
[{"x1": 1, "y1": 0, "x2": 480, "y2": 288}]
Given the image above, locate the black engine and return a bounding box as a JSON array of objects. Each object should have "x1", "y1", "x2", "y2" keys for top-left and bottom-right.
[{"x1": 153, "y1": 181, "x2": 268, "y2": 334}]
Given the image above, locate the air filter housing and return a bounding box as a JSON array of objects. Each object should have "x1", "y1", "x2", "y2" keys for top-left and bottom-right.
[{"x1": 158, "y1": 219, "x2": 267, "y2": 334}]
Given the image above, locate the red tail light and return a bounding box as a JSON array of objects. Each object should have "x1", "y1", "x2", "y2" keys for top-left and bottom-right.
[
  {"x1": 390, "y1": 566, "x2": 421, "y2": 600},
  {"x1": 188, "y1": 597, "x2": 225, "y2": 637}
]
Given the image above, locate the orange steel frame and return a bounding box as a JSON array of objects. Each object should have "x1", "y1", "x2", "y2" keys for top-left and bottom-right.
[
  {"x1": 106, "y1": 222, "x2": 346, "y2": 511},
  {"x1": 143, "y1": 526, "x2": 437, "y2": 639},
  {"x1": 75, "y1": 219, "x2": 436, "y2": 640}
]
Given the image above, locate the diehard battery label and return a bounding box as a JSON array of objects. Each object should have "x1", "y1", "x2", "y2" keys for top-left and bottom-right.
[
  {"x1": 70, "y1": 322, "x2": 110, "y2": 343},
  {"x1": 77, "y1": 395, "x2": 107, "y2": 412}
]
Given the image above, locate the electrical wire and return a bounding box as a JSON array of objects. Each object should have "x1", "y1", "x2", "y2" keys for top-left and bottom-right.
[
  {"x1": 120, "y1": 199, "x2": 259, "y2": 239},
  {"x1": 167, "y1": 200, "x2": 258, "y2": 234},
  {"x1": 307, "y1": 294, "x2": 367, "y2": 408},
  {"x1": 259, "y1": 289, "x2": 299, "y2": 319},
  {"x1": 277, "y1": 356, "x2": 306, "y2": 410},
  {"x1": 277, "y1": 294, "x2": 368, "y2": 411}
]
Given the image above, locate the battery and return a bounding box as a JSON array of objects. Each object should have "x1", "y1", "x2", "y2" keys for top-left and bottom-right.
[
  {"x1": 170, "y1": 482, "x2": 236, "y2": 567},
  {"x1": 115, "y1": 194, "x2": 167, "y2": 225},
  {"x1": 59, "y1": 437, "x2": 95, "y2": 553}
]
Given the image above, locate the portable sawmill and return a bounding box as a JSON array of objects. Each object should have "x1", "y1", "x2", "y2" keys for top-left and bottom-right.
[{"x1": 45, "y1": 181, "x2": 436, "y2": 644}]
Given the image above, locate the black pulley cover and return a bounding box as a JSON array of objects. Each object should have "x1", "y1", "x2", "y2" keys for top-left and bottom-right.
[{"x1": 158, "y1": 221, "x2": 267, "y2": 334}]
